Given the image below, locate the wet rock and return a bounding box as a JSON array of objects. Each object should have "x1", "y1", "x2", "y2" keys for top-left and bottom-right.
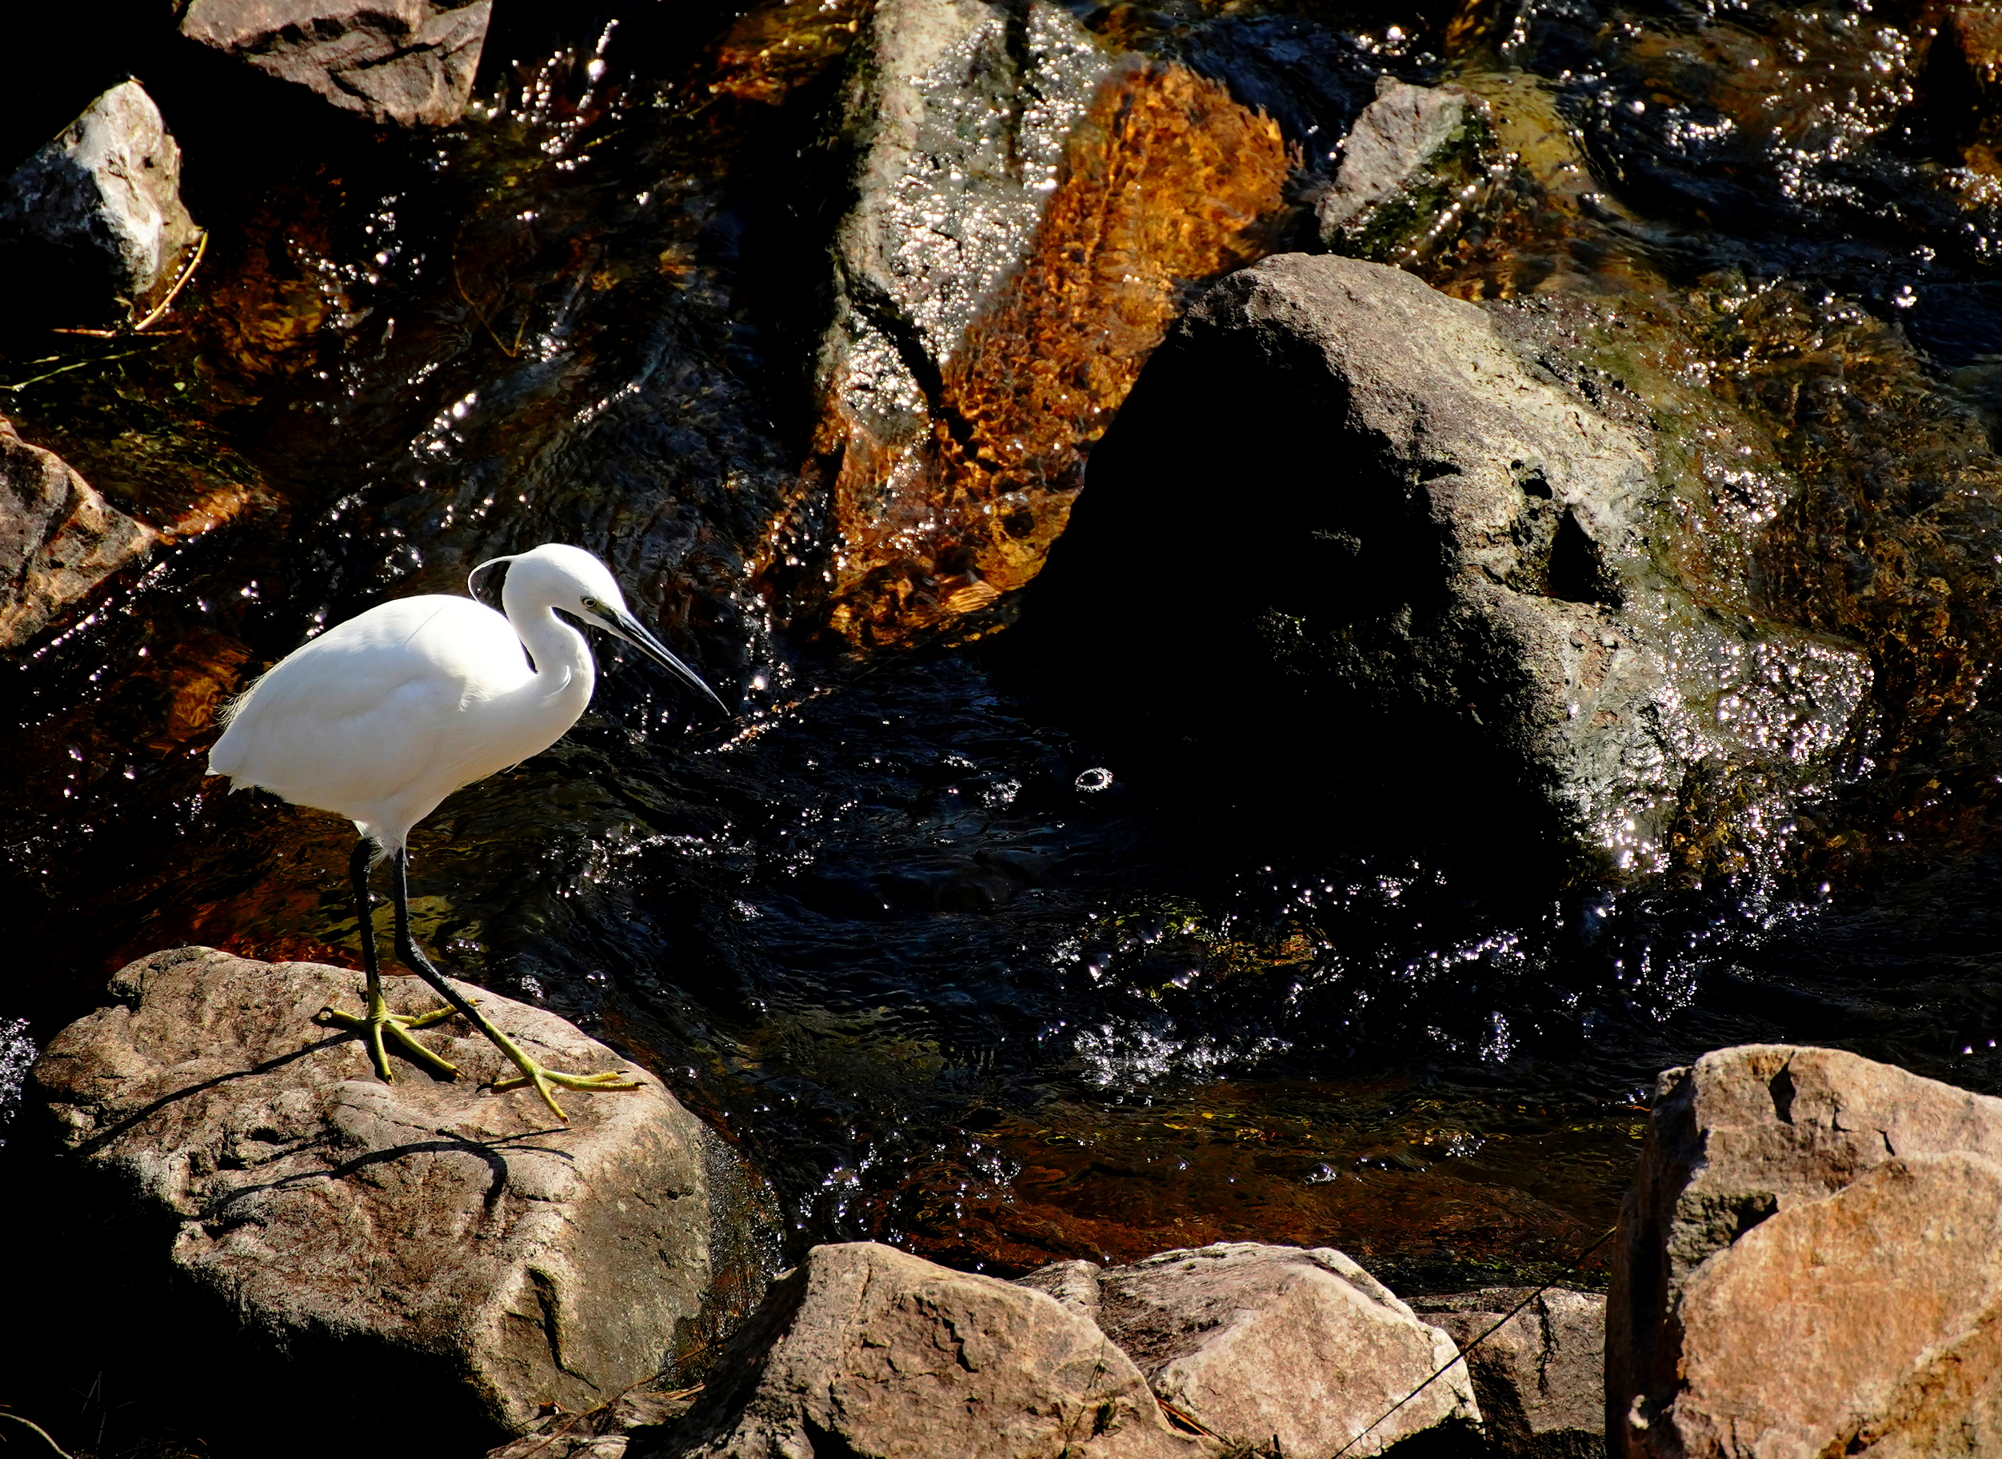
[
  {"x1": 781, "y1": 0, "x2": 1289, "y2": 648},
  {"x1": 1410, "y1": 1288, "x2": 1604, "y2": 1458},
  {"x1": 1034, "y1": 252, "x2": 1868, "y2": 874},
  {"x1": 1095, "y1": 1242, "x2": 1480, "y2": 1457},
  {"x1": 178, "y1": 0, "x2": 492, "y2": 128},
  {"x1": 658, "y1": 1240, "x2": 1215, "y2": 1459},
  {"x1": 1318, "y1": 79, "x2": 1496, "y2": 264},
  {"x1": 32, "y1": 946, "x2": 723, "y2": 1446},
  {"x1": 0, "y1": 416, "x2": 159, "y2": 649},
  {"x1": 1609, "y1": 1044, "x2": 2002, "y2": 1456},
  {"x1": 0, "y1": 81, "x2": 198, "y2": 325}
]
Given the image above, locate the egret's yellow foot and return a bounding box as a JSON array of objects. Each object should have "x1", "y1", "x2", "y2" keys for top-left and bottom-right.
[
  {"x1": 318, "y1": 993, "x2": 460, "y2": 1082},
  {"x1": 484, "y1": 1028, "x2": 643, "y2": 1121}
]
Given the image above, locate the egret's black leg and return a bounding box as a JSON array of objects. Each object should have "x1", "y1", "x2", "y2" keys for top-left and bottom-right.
[
  {"x1": 387, "y1": 848, "x2": 641, "y2": 1121},
  {"x1": 317, "y1": 837, "x2": 458, "y2": 1081}
]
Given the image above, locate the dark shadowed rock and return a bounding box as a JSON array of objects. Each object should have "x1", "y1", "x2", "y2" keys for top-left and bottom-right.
[
  {"x1": 1095, "y1": 1243, "x2": 1478, "y2": 1457},
  {"x1": 1610, "y1": 1044, "x2": 2002, "y2": 1456},
  {"x1": 178, "y1": 0, "x2": 492, "y2": 127},
  {"x1": 32, "y1": 946, "x2": 724, "y2": 1446},
  {"x1": 0, "y1": 81, "x2": 198, "y2": 324},
  {"x1": 0, "y1": 416, "x2": 159, "y2": 649},
  {"x1": 658, "y1": 1241, "x2": 1217, "y2": 1459},
  {"x1": 1031, "y1": 252, "x2": 1868, "y2": 875},
  {"x1": 1411, "y1": 1288, "x2": 1603, "y2": 1458}
]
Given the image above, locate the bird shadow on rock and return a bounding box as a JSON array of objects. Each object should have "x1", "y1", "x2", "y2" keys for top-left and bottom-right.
[{"x1": 64, "y1": 1030, "x2": 351, "y2": 1158}]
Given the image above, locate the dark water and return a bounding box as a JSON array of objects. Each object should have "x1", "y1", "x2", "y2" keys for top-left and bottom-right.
[{"x1": 8, "y1": 0, "x2": 2002, "y2": 1347}]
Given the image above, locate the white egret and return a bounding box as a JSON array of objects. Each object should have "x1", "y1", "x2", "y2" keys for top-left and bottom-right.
[{"x1": 208, "y1": 543, "x2": 728, "y2": 1119}]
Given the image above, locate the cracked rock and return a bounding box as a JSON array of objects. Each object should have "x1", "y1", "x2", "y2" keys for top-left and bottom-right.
[
  {"x1": 657, "y1": 1241, "x2": 1217, "y2": 1459},
  {"x1": 0, "y1": 81, "x2": 199, "y2": 324},
  {"x1": 1610, "y1": 1044, "x2": 2002, "y2": 1457},
  {"x1": 32, "y1": 946, "x2": 726, "y2": 1446},
  {"x1": 1411, "y1": 1287, "x2": 1604, "y2": 1457},
  {"x1": 178, "y1": 0, "x2": 493, "y2": 127}
]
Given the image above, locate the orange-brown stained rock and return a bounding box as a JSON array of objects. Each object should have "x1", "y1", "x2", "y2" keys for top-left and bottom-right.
[
  {"x1": 1668, "y1": 1153, "x2": 2002, "y2": 1457},
  {"x1": 812, "y1": 63, "x2": 1290, "y2": 649}
]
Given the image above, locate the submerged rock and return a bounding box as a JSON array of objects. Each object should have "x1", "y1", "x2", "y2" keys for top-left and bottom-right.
[
  {"x1": 0, "y1": 416, "x2": 159, "y2": 649},
  {"x1": 32, "y1": 946, "x2": 726, "y2": 1446},
  {"x1": 1319, "y1": 79, "x2": 1496, "y2": 265},
  {"x1": 657, "y1": 1240, "x2": 1215, "y2": 1459},
  {"x1": 1093, "y1": 1243, "x2": 1479, "y2": 1457},
  {"x1": 780, "y1": 0, "x2": 1290, "y2": 648},
  {"x1": 1033, "y1": 251, "x2": 1868, "y2": 875},
  {"x1": 178, "y1": 0, "x2": 493, "y2": 127},
  {"x1": 1411, "y1": 1287, "x2": 1604, "y2": 1458},
  {"x1": 1609, "y1": 1045, "x2": 2002, "y2": 1456},
  {"x1": 0, "y1": 81, "x2": 199, "y2": 325}
]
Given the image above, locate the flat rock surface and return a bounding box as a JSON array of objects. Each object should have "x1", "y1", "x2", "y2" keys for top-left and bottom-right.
[
  {"x1": 33, "y1": 945, "x2": 719, "y2": 1440},
  {"x1": 0, "y1": 416, "x2": 158, "y2": 649},
  {"x1": 179, "y1": 0, "x2": 493, "y2": 127},
  {"x1": 659, "y1": 1241, "x2": 1216, "y2": 1459},
  {"x1": 1610, "y1": 1044, "x2": 2002, "y2": 1457},
  {"x1": 1412, "y1": 1287, "x2": 1604, "y2": 1457},
  {"x1": 1096, "y1": 1242, "x2": 1479, "y2": 1457}
]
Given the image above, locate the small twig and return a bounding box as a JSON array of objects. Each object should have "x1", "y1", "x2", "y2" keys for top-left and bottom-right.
[
  {"x1": 455, "y1": 261, "x2": 526, "y2": 357},
  {"x1": 0, "y1": 1411, "x2": 77, "y2": 1459},
  {"x1": 1155, "y1": 1396, "x2": 1227, "y2": 1440},
  {"x1": 47, "y1": 228, "x2": 209, "y2": 339},
  {"x1": 1329, "y1": 1225, "x2": 1620, "y2": 1458},
  {"x1": 1, "y1": 344, "x2": 162, "y2": 390},
  {"x1": 134, "y1": 227, "x2": 209, "y2": 333},
  {"x1": 506, "y1": 1380, "x2": 704, "y2": 1459}
]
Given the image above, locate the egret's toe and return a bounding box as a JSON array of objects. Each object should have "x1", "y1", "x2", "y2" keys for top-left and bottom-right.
[
  {"x1": 488, "y1": 1050, "x2": 644, "y2": 1121},
  {"x1": 317, "y1": 1001, "x2": 461, "y2": 1081}
]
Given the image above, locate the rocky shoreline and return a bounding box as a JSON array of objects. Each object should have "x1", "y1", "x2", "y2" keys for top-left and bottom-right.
[{"x1": 13, "y1": 947, "x2": 2001, "y2": 1457}]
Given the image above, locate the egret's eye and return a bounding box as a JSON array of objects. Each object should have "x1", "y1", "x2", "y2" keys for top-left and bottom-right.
[{"x1": 581, "y1": 596, "x2": 602, "y2": 613}]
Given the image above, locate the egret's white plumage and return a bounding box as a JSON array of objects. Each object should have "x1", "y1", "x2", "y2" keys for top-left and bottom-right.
[
  {"x1": 214, "y1": 548, "x2": 616, "y2": 851},
  {"x1": 207, "y1": 542, "x2": 725, "y2": 1117}
]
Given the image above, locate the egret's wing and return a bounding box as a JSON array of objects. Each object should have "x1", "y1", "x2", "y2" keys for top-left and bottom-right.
[{"x1": 208, "y1": 597, "x2": 529, "y2": 816}]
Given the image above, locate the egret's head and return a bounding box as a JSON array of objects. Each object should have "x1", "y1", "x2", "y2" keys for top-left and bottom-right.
[{"x1": 472, "y1": 544, "x2": 728, "y2": 714}]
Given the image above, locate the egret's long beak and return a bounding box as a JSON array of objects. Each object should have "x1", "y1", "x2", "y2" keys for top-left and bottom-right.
[{"x1": 598, "y1": 608, "x2": 730, "y2": 715}]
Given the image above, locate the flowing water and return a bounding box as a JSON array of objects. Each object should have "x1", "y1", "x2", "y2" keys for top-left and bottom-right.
[{"x1": 8, "y1": 0, "x2": 2002, "y2": 1331}]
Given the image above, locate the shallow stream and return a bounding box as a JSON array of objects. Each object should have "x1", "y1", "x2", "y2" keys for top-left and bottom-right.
[{"x1": 8, "y1": 0, "x2": 2002, "y2": 1317}]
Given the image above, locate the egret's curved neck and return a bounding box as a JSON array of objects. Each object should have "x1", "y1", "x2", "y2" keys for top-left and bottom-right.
[{"x1": 512, "y1": 602, "x2": 597, "y2": 706}]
